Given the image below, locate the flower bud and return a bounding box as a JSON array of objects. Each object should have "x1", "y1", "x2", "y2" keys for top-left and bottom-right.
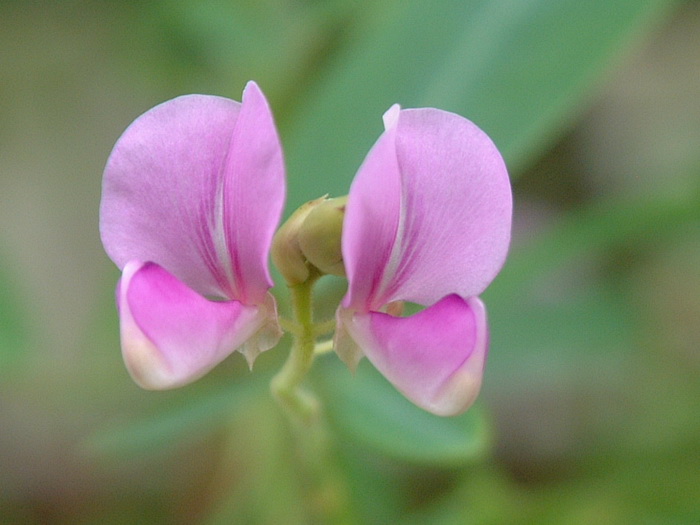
[
  {"x1": 298, "y1": 196, "x2": 347, "y2": 278},
  {"x1": 271, "y1": 197, "x2": 326, "y2": 285}
]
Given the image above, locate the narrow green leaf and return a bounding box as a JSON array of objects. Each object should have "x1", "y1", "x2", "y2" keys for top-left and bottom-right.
[
  {"x1": 282, "y1": 0, "x2": 675, "y2": 210},
  {"x1": 313, "y1": 357, "x2": 491, "y2": 466}
]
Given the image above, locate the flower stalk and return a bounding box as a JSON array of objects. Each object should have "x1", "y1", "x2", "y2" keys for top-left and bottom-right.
[
  {"x1": 271, "y1": 270, "x2": 354, "y2": 525},
  {"x1": 270, "y1": 271, "x2": 321, "y2": 426}
]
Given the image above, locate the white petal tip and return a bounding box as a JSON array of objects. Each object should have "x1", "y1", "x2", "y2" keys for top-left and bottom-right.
[
  {"x1": 239, "y1": 305, "x2": 284, "y2": 370},
  {"x1": 425, "y1": 368, "x2": 484, "y2": 416},
  {"x1": 382, "y1": 104, "x2": 401, "y2": 130},
  {"x1": 333, "y1": 309, "x2": 365, "y2": 373},
  {"x1": 243, "y1": 80, "x2": 261, "y2": 95},
  {"x1": 121, "y1": 335, "x2": 178, "y2": 390}
]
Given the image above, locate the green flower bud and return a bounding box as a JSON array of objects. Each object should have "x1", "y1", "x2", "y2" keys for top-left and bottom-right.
[
  {"x1": 271, "y1": 197, "x2": 326, "y2": 285},
  {"x1": 298, "y1": 196, "x2": 347, "y2": 278}
]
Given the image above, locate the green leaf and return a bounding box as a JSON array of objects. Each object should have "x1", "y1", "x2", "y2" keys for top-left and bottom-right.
[
  {"x1": 487, "y1": 284, "x2": 636, "y2": 384},
  {"x1": 487, "y1": 187, "x2": 700, "y2": 301},
  {"x1": 483, "y1": 188, "x2": 700, "y2": 383},
  {"x1": 313, "y1": 356, "x2": 491, "y2": 466},
  {"x1": 282, "y1": 0, "x2": 675, "y2": 210},
  {"x1": 82, "y1": 379, "x2": 265, "y2": 459}
]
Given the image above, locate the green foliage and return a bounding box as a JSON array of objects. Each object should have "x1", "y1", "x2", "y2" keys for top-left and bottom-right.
[
  {"x1": 3, "y1": 0, "x2": 698, "y2": 523},
  {"x1": 82, "y1": 379, "x2": 265, "y2": 459},
  {"x1": 282, "y1": 0, "x2": 675, "y2": 209},
  {"x1": 314, "y1": 357, "x2": 490, "y2": 466}
]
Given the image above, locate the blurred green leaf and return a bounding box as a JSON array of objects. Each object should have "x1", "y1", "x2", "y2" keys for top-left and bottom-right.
[
  {"x1": 0, "y1": 249, "x2": 29, "y2": 373},
  {"x1": 82, "y1": 379, "x2": 265, "y2": 459},
  {"x1": 488, "y1": 187, "x2": 700, "y2": 301},
  {"x1": 135, "y1": 0, "x2": 358, "y2": 103},
  {"x1": 283, "y1": 0, "x2": 674, "y2": 210},
  {"x1": 313, "y1": 356, "x2": 491, "y2": 466},
  {"x1": 487, "y1": 284, "x2": 635, "y2": 385},
  {"x1": 484, "y1": 187, "x2": 700, "y2": 383},
  {"x1": 204, "y1": 398, "x2": 312, "y2": 525}
]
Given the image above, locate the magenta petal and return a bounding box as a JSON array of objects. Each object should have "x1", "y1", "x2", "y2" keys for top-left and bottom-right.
[
  {"x1": 100, "y1": 82, "x2": 285, "y2": 302},
  {"x1": 343, "y1": 107, "x2": 512, "y2": 309},
  {"x1": 340, "y1": 295, "x2": 488, "y2": 416},
  {"x1": 118, "y1": 261, "x2": 280, "y2": 389}
]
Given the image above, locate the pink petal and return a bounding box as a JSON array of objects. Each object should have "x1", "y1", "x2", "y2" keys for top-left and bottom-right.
[
  {"x1": 339, "y1": 295, "x2": 488, "y2": 416},
  {"x1": 341, "y1": 107, "x2": 402, "y2": 312},
  {"x1": 222, "y1": 82, "x2": 286, "y2": 304},
  {"x1": 118, "y1": 260, "x2": 281, "y2": 389},
  {"x1": 100, "y1": 82, "x2": 285, "y2": 302},
  {"x1": 343, "y1": 107, "x2": 512, "y2": 310}
]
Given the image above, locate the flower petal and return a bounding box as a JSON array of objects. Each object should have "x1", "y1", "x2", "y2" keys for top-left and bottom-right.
[
  {"x1": 118, "y1": 260, "x2": 281, "y2": 389},
  {"x1": 100, "y1": 82, "x2": 285, "y2": 302},
  {"x1": 341, "y1": 107, "x2": 402, "y2": 312},
  {"x1": 222, "y1": 82, "x2": 286, "y2": 304},
  {"x1": 343, "y1": 107, "x2": 512, "y2": 309},
  {"x1": 339, "y1": 295, "x2": 488, "y2": 416}
]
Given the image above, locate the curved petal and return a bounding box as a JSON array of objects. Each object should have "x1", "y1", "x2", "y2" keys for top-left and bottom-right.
[
  {"x1": 222, "y1": 82, "x2": 286, "y2": 304},
  {"x1": 118, "y1": 261, "x2": 281, "y2": 389},
  {"x1": 341, "y1": 105, "x2": 402, "y2": 312},
  {"x1": 100, "y1": 82, "x2": 285, "y2": 302},
  {"x1": 343, "y1": 107, "x2": 511, "y2": 310},
  {"x1": 339, "y1": 295, "x2": 488, "y2": 416}
]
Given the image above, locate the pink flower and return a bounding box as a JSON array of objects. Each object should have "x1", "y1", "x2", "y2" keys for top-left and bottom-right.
[
  {"x1": 99, "y1": 82, "x2": 285, "y2": 389},
  {"x1": 99, "y1": 82, "x2": 511, "y2": 417},
  {"x1": 334, "y1": 105, "x2": 512, "y2": 416}
]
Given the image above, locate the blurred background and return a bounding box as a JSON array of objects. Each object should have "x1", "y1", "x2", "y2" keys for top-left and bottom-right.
[{"x1": 1, "y1": 0, "x2": 698, "y2": 523}]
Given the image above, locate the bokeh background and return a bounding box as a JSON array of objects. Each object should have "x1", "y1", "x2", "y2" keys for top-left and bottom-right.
[{"x1": 1, "y1": 0, "x2": 699, "y2": 523}]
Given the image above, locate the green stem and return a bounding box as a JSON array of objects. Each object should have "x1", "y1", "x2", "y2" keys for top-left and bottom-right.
[
  {"x1": 314, "y1": 339, "x2": 335, "y2": 355},
  {"x1": 313, "y1": 318, "x2": 337, "y2": 337},
  {"x1": 271, "y1": 273, "x2": 321, "y2": 426},
  {"x1": 270, "y1": 273, "x2": 354, "y2": 524},
  {"x1": 277, "y1": 316, "x2": 302, "y2": 336}
]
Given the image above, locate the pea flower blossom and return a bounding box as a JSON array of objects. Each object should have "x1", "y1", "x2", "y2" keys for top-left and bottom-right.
[
  {"x1": 100, "y1": 83, "x2": 285, "y2": 389},
  {"x1": 335, "y1": 105, "x2": 511, "y2": 415},
  {"x1": 99, "y1": 82, "x2": 511, "y2": 416}
]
